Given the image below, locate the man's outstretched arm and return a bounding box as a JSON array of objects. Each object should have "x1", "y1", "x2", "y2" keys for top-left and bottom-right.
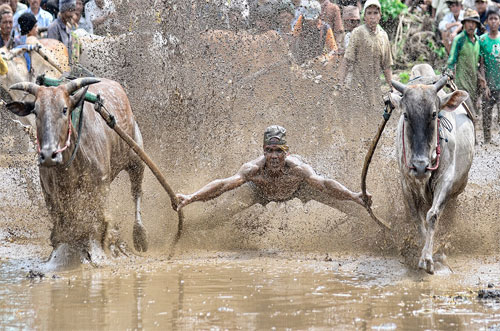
[
  {"x1": 174, "y1": 159, "x2": 261, "y2": 211},
  {"x1": 296, "y1": 161, "x2": 371, "y2": 207}
]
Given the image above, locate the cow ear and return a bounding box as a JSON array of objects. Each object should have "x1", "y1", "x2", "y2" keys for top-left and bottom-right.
[
  {"x1": 70, "y1": 86, "x2": 89, "y2": 109},
  {"x1": 6, "y1": 101, "x2": 35, "y2": 117},
  {"x1": 390, "y1": 92, "x2": 401, "y2": 109},
  {"x1": 439, "y1": 90, "x2": 469, "y2": 112}
]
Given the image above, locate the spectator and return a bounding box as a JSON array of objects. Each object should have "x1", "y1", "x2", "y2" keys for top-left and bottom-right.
[
  {"x1": 276, "y1": 0, "x2": 295, "y2": 36},
  {"x1": 47, "y1": 0, "x2": 75, "y2": 61},
  {"x1": 9, "y1": 0, "x2": 28, "y2": 15},
  {"x1": 339, "y1": 0, "x2": 393, "y2": 109},
  {"x1": 475, "y1": 0, "x2": 488, "y2": 24},
  {"x1": 439, "y1": 0, "x2": 465, "y2": 52},
  {"x1": 291, "y1": 0, "x2": 338, "y2": 63},
  {"x1": 342, "y1": 5, "x2": 360, "y2": 49},
  {"x1": 74, "y1": 0, "x2": 92, "y2": 34},
  {"x1": 447, "y1": 8, "x2": 482, "y2": 116},
  {"x1": 84, "y1": 0, "x2": 115, "y2": 35},
  {"x1": 320, "y1": 0, "x2": 344, "y2": 46},
  {"x1": 479, "y1": 7, "x2": 500, "y2": 143},
  {"x1": 0, "y1": 5, "x2": 13, "y2": 47},
  {"x1": 432, "y1": 0, "x2": 450, "y2": 22},
  {"x1": 14, "y1": 11, "x2": 38, "y2": 46},
  {"x1": 42, "y1": 0, "x2": 59, "y2": 19},
  {"x1": 13, "y1": 0, "x2": 53, "y2": 37}
]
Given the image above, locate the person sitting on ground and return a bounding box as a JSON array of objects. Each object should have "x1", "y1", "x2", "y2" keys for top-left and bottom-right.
[
  {"x1": 12, "y1": 0, "x2": 53, "y2": 37},
  {"x1": 439, "y1": 0, "x2": 465, "y2": 53},
  {"x1": 47, "y1": 0, "x2": 75, "y2": 62},
  {"x1": 338, "y1": 0, "x2": 393, "y2": 110},
  {"x1": 174, "y1": 125, "x2": 371, "y2": 213},
  {"x1": 291, "y1": 0, "x2": 338, "y2": 64},
  {"x1": 320, "y1": 0, "x2": 344, "y2": 47},
  {"x1": 0, "y1": 4, "x2": 13, "y2": 47},
  {"x1": 342, "y1": 5, "x2": 360, "y2": 49},
  {"x1": 447, "y1": 8, "x2": 484, "y2": 117},
  {"x1": 14, "y1": 11, "x2": 38, "y2": 46},
  {"x1": 479, "y1": 6, "x2": 500, "y2": 144}
]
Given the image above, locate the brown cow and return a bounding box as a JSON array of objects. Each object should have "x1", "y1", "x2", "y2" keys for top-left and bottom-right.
[{"x1": 6, "y1": 77, "x2": 148, "y2": 270}]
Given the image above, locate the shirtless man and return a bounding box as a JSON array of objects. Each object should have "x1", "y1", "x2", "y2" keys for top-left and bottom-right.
[{"x1": 175, "y1": 125, "x2": 371, "y2": 213}]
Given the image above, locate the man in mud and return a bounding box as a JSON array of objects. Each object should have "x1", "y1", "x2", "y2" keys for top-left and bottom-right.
[
  {"x1": 338, "y1": 0, "x2": 393, "y2": 110},
  {"x1": 175, "y1": 125, "x2": 370, "y2": 213}
]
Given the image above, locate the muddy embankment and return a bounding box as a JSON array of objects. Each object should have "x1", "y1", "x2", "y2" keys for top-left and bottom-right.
[{"x1": 1, "y1": 2, "x2": 499, "y2": 264}]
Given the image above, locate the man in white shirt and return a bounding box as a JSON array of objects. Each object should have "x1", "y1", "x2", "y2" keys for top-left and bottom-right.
[
  {"x1": 12, "y1": 0, "x2": 53, "y2": 37},
  {"x1": 439, "y1": 0, "x2": 465, "y2": 52}
]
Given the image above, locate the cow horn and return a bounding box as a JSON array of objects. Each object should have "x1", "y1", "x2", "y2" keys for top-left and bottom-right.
[
  {"x1": 391, "y1": 80, "x2": 407, "y2": 94},
  {"x1": 9, "y1": 82, "x2": 39, "y2": 96},
  {"x1": 433, "y1": 75, "x2": 448, "y2": 92},
  {"x1": 64, "y1": 78, "x2": 101, "y2": 95}
]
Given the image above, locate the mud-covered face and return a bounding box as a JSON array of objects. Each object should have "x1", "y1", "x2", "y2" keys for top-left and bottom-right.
[
  {"x1": 364, "y1": 6, "x2": 380, "y2": 32},
  {"x1": 487, "y1": 13, "x2": 500, "y2": 31},
  {"x1": 463, "y1": 20, "x2": 478, "y2": 36},
  {"x1": 264, "y1": 145, "x2": 287, "y2": 171}
]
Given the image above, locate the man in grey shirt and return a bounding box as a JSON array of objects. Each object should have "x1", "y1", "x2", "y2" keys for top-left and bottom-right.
[{"x1": 47, "y1": 0, "x2": 75, "y2": 62}]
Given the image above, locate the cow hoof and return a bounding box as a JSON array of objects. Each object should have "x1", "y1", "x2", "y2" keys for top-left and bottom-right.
[
  {"x1": 418, "y1": 257, "x2": 434, "y2": 274},
  {"x1": 45, "y1": 243, "x2": 85, "y2": 271},
  {"x1": 133, "y1": 222, "x2": 148, "y2": 252}
]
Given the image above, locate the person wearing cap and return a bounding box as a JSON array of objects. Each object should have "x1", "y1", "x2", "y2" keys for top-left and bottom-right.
[
  {"x1": 12, "y1": 0, "x2": 53, "y2": 37},
  {"x1": 439, "y1": 0, "x2": 465, "y2": 53},
  {"x1": 342, "y1": 5, "x2": 360, "y2": 49},
  {"x1": 339, "y1": 0, "x2": 393, "y2": 109},
  {"x1": 447, "y1": 8, "x2": 483, "y2": 116},
  {"x1": 291, "y1": 0, "x2": 338, "y2": 64},
  {"x1": 13, "y1": 11, "x2": 38, "y2": 46},
  {"x1": 475, "y1": 0, "x2": 489, "y2": 25},
  {"x1": 47, "y1": 0, "x2": 76, "y2": 63},
  {"x1": 479, "y1": 6, "x2": 500, "y2": 143},
  {"x1": 174, "y1": 125, "x2": 370, "y2": 212}
]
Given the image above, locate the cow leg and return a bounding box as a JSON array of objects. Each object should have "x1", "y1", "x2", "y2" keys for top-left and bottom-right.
[
  {"x1": 419, "y1": 187, "x2": 450, "y2": 274},
  {"x1": 128, "y1": 157, "x2": 148, "y2": 252}
]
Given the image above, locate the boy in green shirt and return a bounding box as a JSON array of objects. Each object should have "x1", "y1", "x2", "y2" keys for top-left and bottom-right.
[
  {"x1": 479, "y1": 7, "x2": 500, "y2": 144},
  {"x1": 447, "y1": 8, "x2": 483, "y2": 115}
]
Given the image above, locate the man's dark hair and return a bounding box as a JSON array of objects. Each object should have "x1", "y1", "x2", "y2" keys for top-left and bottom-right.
[{"x1": 486, "y1": 5, "x2": 500, "y2": 19}]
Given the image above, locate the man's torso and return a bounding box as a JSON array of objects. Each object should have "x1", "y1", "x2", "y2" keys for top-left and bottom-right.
[{"x1": 480, "y1": 33, "x2": 500, "y2": 91}]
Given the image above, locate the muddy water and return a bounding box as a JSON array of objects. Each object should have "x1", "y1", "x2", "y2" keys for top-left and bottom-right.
[{"x1": 1, "y1": 252, "x2": 500, "y2": 330}]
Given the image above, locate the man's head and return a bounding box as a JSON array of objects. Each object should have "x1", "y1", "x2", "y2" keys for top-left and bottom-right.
[
  {"x1": 363, "y1": 0, "x2": 381, "y2": 32},
  {"x1": 263, "y1": 125, "x2": 289, "y2": 171},
  {"x1": 28, "y1": 0, "x2": 41, "y2": 13},
  {"x1": 446, "y1": 0, "x2": 462, "y2": 16},
  {"x1": 18, "y1": 11, "x2": 37, "y2": 35},
  {"x1": 462, "y1": 8, "x2": 481, "y2": 34},
  {"x1": 59, "y1": 0, "x2": 76, "y2": 24},
  {"x1": 343, "y1": 5, "x2": 360, "y2": 31},
  {"x1": 0, "y1": 8, "x2": 13, "y2": 37},
  {"x1": 475, "y1": 0, "x2": 488, "y2": 14},
  {"x1": 486, "y1": 6, "x2": 500, "y2": 30}
]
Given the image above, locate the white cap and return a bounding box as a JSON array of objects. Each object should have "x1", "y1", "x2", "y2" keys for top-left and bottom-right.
[
  {"x1": 303, "y1": 0, "x2": 321, "y2": 20},
  {"x1": 363, "y1": 0, "x2": 381, "y2": 13}
]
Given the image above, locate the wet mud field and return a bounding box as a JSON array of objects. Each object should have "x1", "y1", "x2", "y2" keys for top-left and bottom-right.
[{"x1": 2, "y1": 1, "x2": 500, "y2": 329}]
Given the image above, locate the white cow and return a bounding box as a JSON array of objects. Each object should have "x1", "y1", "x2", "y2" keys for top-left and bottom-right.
[{"x1": 391, "y1": 64, "x2": 474, "y2": 274}]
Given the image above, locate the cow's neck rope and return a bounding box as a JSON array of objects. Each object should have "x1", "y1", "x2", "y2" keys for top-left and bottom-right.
[{"x1": 402, "y1": 118, "x2": 441, "y2": 171}]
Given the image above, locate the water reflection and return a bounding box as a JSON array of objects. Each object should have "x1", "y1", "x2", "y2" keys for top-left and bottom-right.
[{"x1": 1, "y1": 256, "x2": 500, "y2": 329}]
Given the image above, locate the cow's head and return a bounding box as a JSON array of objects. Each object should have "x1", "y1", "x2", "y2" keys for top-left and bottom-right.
[
  {"x1": 390, "y1": 77, "x2": 468, "y2": 179},
  {"x1": 6, "y1": 78, "x2": 100, "y2": 167}
]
